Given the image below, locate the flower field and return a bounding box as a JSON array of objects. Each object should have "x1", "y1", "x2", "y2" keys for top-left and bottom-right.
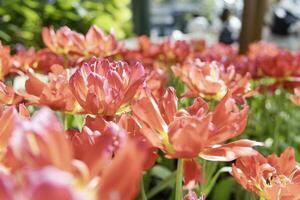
[{"x1": 1, "y1": 25, "x2": 300, "y2": 200}]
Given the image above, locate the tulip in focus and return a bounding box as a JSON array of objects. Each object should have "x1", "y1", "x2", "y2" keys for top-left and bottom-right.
[{"x1": 69, "y1": 58, "x2": 145, "y2": 116}]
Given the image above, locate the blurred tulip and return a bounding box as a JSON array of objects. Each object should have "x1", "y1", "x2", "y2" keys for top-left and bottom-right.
[
  {"x1": 2, "y1": 107, "x2": 73, "y2": 172},
  {"x1": 42, "y1": 26, "x2": 120, "y2": 65},
  {"x1": 0, "y1": 42, "x2": 13, "y2": 80},
  {"x1": 172, "y1": 59, "x2": 252, "y2": 100},
  {"x1": 98, "y1": 139, "x2": 146, "y2": 200},
  {"x1": 85, "y1": 25, "x2": 119, "y2": 58},
  {"x1": 232, "y1": 147, "x2": 300, "y2": 200},
  {"x1": 290, "y1": 88, "x2": 300, "y2": 106},
  {"x1": 0, "y1": 81, "x2": 22, "y2": 105}
]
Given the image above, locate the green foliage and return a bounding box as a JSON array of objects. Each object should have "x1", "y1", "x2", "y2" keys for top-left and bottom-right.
[
  {"x1": 245, "y1": 88, "x2": 300, "y2": 158},
  {"x1": 0, "y1": 0, "x2": 132, "y2": 49}
]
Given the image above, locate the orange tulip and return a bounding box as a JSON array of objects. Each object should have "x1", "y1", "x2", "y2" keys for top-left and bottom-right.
[
  {"x1": 145, "y1": 68, "x2": 168, "y2": 99},
  {"x1": 120, "y1": 36, "x2": 190, "y2": 70},
  {"x1": 0, "y1": 42, "x2": 13, "y2": 80},
  {"x1": 42, "y1": 26, "x2": 85, "y2": 56},
  {"x1": 42, "y1": 26, "x2": 119, "y2": 64},
  {"x1": 2, "y1": 107, "x2": 73, "y2": 172},
  {"x1": 98, "y1": 139, "x2": 146, "y2": 200},
  {"x1": 232, "y1": 147, "x2": 300, "y2": 200},
  {"x1": 85, "y1": 25, "x2": 119, "y2": 58},
  {"x1": 0, "y1": 81, "x2": 22, "y2": 105},
  {"x1": 0, "y1": 107, "x2": 146, "y2": 200},
  {"x1": 197, "y1": 43, "x2": 238, "y2": 68},
  {"x1": 132, "y1": 87, "x2": 260, "y2": 160},
  {"x1": 24, "y1": 65, "x2": 79, "y2": 112},
  {"x1": 290, "y1": 88, "x2": 300, "y2": 106},
  {"x1": 118, "y1": 113, "x2": 158, "y2": 170},
  {"x1": 68, "y1": 115, "x2": 127, "y2": 177},
  {"x1": 68, "y1": 119, "x2": 147, "y2": 200},
  {"x1": 172, "y1": 59, "x2": 252, "y2": 100},
  {"x1": 248, "y1": 42, "x2": 300, "y2": 78},
  {"x1": 69, "y1": 58, "x2": 145, "y2": 116}
]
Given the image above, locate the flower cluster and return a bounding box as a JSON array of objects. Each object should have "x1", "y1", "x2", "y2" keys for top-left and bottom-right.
[{"x1": 1, "y1": 25, "x2": 300, "y2": 200}]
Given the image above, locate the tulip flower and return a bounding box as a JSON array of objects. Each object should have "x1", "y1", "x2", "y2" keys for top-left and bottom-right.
[
  {"x1": 0, "y1": 42, "x2": 13, "y2": 80},
  {"x1": 290, "y1": 88, "x2": 300, "y2": 106},
  {"x1": 24, "y1": 64, "x2": 79, "y2": 112},
  {"x1": 118, "y1": 113, "x2": 158, "y2": 170},
  {"x1": 85, "y1": 25, "x2": 119, "y2": 58},
  {"x1": 0, "y1": 107, "x2": 146, "y2": 200},
  {"x1": 0, "y1": 81, "x2": 22, "y2": 105},
  {"x1": 172, "y1": 59, "x2": 252, "y2": 100},
  {"x1": 145, "y1": 68, "x2": 168, "y2": 99},
  {"x1": 42, "y1": 26, "x2": 119, "y2": 64},
  {"x1": 248, "y1": 42, "x2": 300, "y2": 78},
  {"x1": 12, "y1": 47, "x2": 37, "y2": 71},
  {"x1": 132, "y1": 87, "x2": 260, "y2": 160},
  {"x1": 120, "y1": 37, "x2": 190, "y2": 70},
  {"x1": 232, "y1": 147, "x2": 300, "y2": 200},
  {"x1": 197, "y1": 43, "x2": 238, "y2": 68},
  {"x1": 42, "y1": 26, "x2": 85, "y2": 57},
  {"x1": 69, "y1": 58, "x2": 145, "y2": 116}
]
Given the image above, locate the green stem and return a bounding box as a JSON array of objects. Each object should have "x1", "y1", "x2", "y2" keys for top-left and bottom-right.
[
  {"x1": 147, "y1": 171, "x2": 176, "y2": 199},
  {"x1": 140, "y1": 176, "x2": 147, "y2": 200},
  {"x1": 63, "y1": 54, "x2": 69, "y2": 68},
  {"x1": 175, "y1": 159, "x2": 184, "y2": 200},
  {"x1": 273, "y1": 115, "x2": 280, "y2": 154}
]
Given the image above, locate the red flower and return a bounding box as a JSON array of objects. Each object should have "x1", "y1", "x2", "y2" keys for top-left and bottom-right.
[
  {"x1": 24, "y1": 65, "x2": 79, "y2": 112},
  {"x1": 0, "y1": 107, "x2": 147, "y2": 200},
  {"x1": 85, "y1": 25, "x2": 119, "y2": 58},
  {"x1": 69, "y1": 58, "x2": 145, "y2": 116},
  {"x1": 232, "y1": 147, "x2": 300, "y2": 200},
  {"x1": 42, "y1": 26, "x2": 85, "y2": 57},
  {"x1": 197, "y1": 43, "x2": 238, "y2": 68},
  {"x1": 98, "y1": 140, "x2": 146, "y2": 200},
  {"x1": 35, "y1": 48, "x2": 65, "y2": 73},
  {"x1": 132, "y1": 87, "x2": 260, "y2": 160},
  {"x1": 290, "y1": 88, "x2": 300, "y2": 106},
  {"x1": 68, "y1": 115, "x2": 127, "y2": 177},
  {"x1": 42, "y1": 26, "x2": 119, "y2": 64},
  {"x1": 172, "y1": 59, "x2": 252, "y2": 100},
  {"x1": 248, "y1": 42, "x2": 300, "y2": 78},
  {"x1": 145, "y1": 68, "x2": 168, "y2": 99},
  {"x1": 11, "y1": 47, "x2": 64, "y2": 74},
  {"x1": 0, "y1": 81, "x2": 22, "y2": 105},
  {"x1": 0, "y1": 42, "x2": 13, "y2": 80},
  {"x1": 118, "y1": 113, "x2": 158, "y2": 170}
]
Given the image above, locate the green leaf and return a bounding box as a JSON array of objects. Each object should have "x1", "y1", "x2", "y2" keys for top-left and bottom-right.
[
  {"x1": 202, "y1": 166, "x2": 232, "y2": 196},
  {"x1": 147, "y1": 171, "x2": 176, "y2": 199},
  {"x1": 211, "y1": 177, "x2": 235, "y2": 200},
  {"x1": 150, "y1": 165, "x2": 172, "y2": 179}
]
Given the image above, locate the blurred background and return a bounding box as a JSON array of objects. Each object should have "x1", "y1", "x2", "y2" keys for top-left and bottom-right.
[{"x1": 0, "y1": 0, "x2": 300, "y2": 51}]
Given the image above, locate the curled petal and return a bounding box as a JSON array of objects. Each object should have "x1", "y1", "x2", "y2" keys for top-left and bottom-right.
[{"x1": 200, "y1": 139, "x2": 262, "y2": 162}]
